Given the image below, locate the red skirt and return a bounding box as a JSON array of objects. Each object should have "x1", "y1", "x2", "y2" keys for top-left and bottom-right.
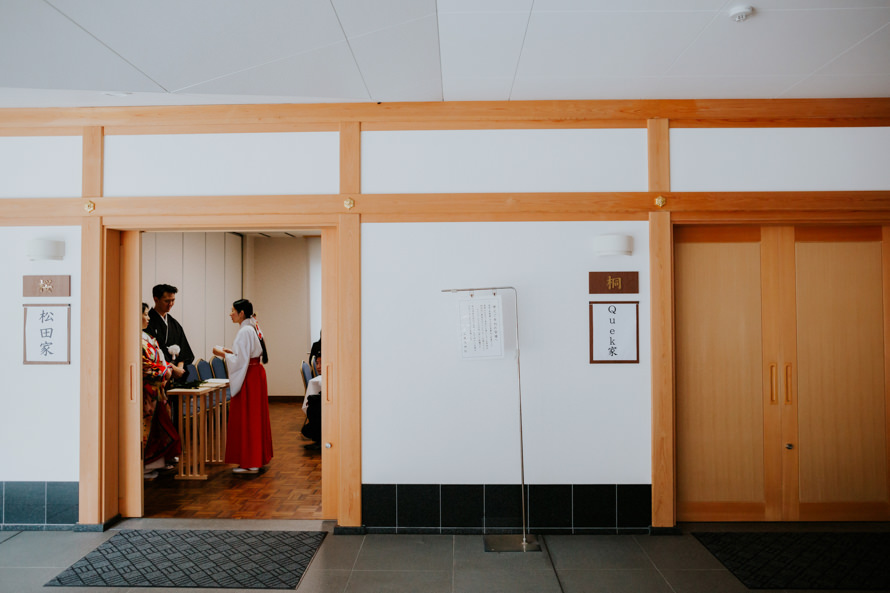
[{"x1": 224, "y1": 358, "x2": 273, "y2": 468}]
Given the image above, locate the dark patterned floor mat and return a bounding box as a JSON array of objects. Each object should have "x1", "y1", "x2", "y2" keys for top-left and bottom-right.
[
  {"x1": 694, "y1": 531, "x2": 890, "y2": 590},
  {"x1": 45, "y1": 529, "x2": 326, "y2": 589}
]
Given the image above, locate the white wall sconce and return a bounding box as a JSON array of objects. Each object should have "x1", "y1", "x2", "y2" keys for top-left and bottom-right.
[
  {"x1": 26, "y1": 239, "x2": 66, "y2": 261},
  {"x1": 594, "y1": 234, "x2": 633, "y2": 256}
]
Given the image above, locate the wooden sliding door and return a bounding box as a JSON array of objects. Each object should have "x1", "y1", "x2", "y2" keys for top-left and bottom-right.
[{"x1": 675, "y1": 225, "x2": 890, "y2": 522}]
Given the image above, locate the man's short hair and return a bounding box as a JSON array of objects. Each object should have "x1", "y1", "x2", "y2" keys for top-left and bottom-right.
[{"x1": 152, "y1": 284, "x2": 179, "y2": 299}]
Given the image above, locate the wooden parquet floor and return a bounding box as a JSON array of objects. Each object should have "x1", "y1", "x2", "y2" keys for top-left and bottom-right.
[{"x1": 143, "y1": 401, "x2": 322, "y2": 520}]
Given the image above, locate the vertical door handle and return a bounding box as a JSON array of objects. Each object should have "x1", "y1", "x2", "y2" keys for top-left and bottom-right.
[
  {"x1": 769, "y1": 363, "x2": 778, "y2": 404},
  {"x1": 129, "y1": 364, "x2": 136, "y2": 401},
  {"x1": 784, "y1": 363, "x2": 793, "y2": 404},
  {"x1": 324, "y1": 363, "x2": 333, "y2": 403}
]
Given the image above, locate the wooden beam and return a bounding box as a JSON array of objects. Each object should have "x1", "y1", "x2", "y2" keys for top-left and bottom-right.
[
  {"x1": 648, "y1": 119, "x2": 670, "y2": 193},
  {"x1": 340, "y1": 121, "x2": 361, "y2": 195},
  {"x1": 82, "y1": 127, "x2": 104, "y2": 198},
  {"x1": 650, "y1": 211, "x2": 675, "y2": 528}
]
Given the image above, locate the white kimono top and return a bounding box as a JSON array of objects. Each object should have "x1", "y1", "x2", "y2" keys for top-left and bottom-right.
[{"x1": 225, "y1": 320, "x2": 263, "y2": 396}]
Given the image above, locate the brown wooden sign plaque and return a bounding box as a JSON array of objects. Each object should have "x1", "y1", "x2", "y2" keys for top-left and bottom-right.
[
  {"x1": 589, "y1": 271, "x2": 638, "y2": 294},
  {"x1": 23, "y1": 275, "x2": 71, "y2": 297}
]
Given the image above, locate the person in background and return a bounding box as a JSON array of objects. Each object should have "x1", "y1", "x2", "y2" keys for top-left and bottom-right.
[
  {"x1": 213, "y1": 299, "x2": 272, "y2": 474},
  {"x1": 302, "y1": 351, "x2": 322, "y2": 450},
  {"x1": 141, "y1": 303, "x2": 181, "y2": 479},
  {"x1": 146, "y1": 283, "x2": 192, "y2": 384}
]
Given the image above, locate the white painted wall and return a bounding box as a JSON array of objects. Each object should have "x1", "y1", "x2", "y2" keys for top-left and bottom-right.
[
  {"x1": 362, "y1": 129, "x2": 648, "y2": 193},
  {"x1": 105, "y1": 132, "x2": 340, "y2": 196},
  {"x1": 671, "y1": 127, "x2": 890, "y2": 191},
  {"x1": 0, "y1": 226, "x2": 81, "y2": 481},
  {"x1": 142, "y1": 232, "x2": 243, "y2": 365},
  {"x1": 308, "y1": 237, "x2": 322, "y2": 347},
  {"x1": 0, "y1": 136, "x2": 82, "y2": 198},
  {"x1": 242, "y1": 236, "x2": 312, "y2": 397},
  {"x1": 362, "y1": 221, "x2": 651, "y2": 485}
]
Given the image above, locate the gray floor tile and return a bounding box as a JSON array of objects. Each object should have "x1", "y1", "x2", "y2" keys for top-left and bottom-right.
[
  {"x1": 0, "y1": 532, "x2": 19, "y2": 545},
  {"x1": 454, "y1": 568, "x2": 562, "y2": 593},
  {"x1": 633, "y1": 533, "x2": 725, "y2": 570},
  {"x1": 659, "y1": 569, "x2": 751, "y2": 593},
  {"x1": 346, "y1": 570, "x2": 451, "y2": 593},
  {"x1": 546, "y1": 535, "x2": 653, "y2": 570},
  {"x1": 0, "y1": 531, "x2": 113, "y2": 568},
  {"x1": 309, "y1": 534, "x2": 364, "y2": 570},
  {"x1": 0, "y1": 567, "x2": 127, "y2": 593},
  {"x1": 353, "y1": 534, "x2": 453, "y2": 571},
  {"x1": 295, "y1": 568, "x2": 351, "y2": 593},
  {"x1": 558, "y1": 569, "x2": 674, "y2": 593},
  {"x1": 113, "y1": 517, "x2": 330, "y2": 532},
  {"x1": 454, "y1": 534, "x2": 553, "y2": 571}
]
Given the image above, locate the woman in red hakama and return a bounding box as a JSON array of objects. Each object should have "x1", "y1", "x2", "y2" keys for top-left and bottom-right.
[{"x1": 213, "y1": 299, "x2": 272, "y2": 474}]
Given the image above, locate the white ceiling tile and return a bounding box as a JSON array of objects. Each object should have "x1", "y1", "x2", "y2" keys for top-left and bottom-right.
[
  {"x1": 443, "y1": 77, "x2": 514, "y2": 101},
  {"x1": 510, "y1": 74, "x2": 806, "y2": 100},
  {"x1": 518, "y1": 11, "x2": 716, "y2": 78},
  {"x1": 348, "y1": 15, "x2": 442, "y2": 101},
  {"x1": 332, "y1": 0, "x2": 436, "y2": 37},
  {"x1": 439, "y1": 12, "x2": 529, "y2": 78},
  {"x1": 0, "y1": 0, "x2": 162, "y2": 92},
  {"x1": 670, "y1": 7, "x2": 890, "y2": 76},
  {"x1": 181, "y1": 42, "x2": 370, "y2": 100},
  {"x1": 46, "y1": 0, "x2": 345, "y2": 92},
  {"x1": 816, "y1": 24, "x2": 890, "y2": 76},
  {"x1": 780, "y1": 74, "x2": 890, "y2": 97},
  {"x1": 438, "y1": 0, "x2": 533, "y2": 13},
  {"x1": 532, "y1": 0, "x2": 727, "y2": 11}
]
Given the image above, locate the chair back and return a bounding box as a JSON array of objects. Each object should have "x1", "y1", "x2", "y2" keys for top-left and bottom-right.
[
  {"x1": 184, "y1": 363, "x2": 199, "y2": 382},
  {"x1": 210, "y1": 356, "x2": 228, "y2": 379},
  {"x1": 301, "y1": 360, "x2": 312, "y2": 390},
  {"x1": 308, "y1": 354, "x2": 319, "y2": 377},
  {"x1": 196, "y1": 358, "x2": 213, "y2": 381}
]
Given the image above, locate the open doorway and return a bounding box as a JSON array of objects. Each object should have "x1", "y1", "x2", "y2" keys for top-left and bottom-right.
[{"x1": 119, "y1": 228, "x2": 334, "y2": 521}]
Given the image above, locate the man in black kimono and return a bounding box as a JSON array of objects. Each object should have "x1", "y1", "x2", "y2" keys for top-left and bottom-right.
[{"x1": 146, "y1": 284, "x2": 193, "y2": 386}]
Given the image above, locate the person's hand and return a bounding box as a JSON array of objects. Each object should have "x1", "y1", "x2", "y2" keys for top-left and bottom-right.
[{"x1": 171, "y1": 365, "x2": 186, "y2": 379}]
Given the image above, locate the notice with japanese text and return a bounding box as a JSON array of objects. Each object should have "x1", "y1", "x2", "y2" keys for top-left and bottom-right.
[
  {"x1": 24, "y1": 304, "x2": 70, "y2": 364},
  {"x1": 458, "y1": 294, "x2": 504, "y2": 360},
  {"x1": 589, "y1": 301, "x2": 639, "y2": 364}
]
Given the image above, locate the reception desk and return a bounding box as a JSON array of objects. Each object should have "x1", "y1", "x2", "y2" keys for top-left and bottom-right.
[{"x1": 167, "y1": 380, "x2": 229, "y2": 480}]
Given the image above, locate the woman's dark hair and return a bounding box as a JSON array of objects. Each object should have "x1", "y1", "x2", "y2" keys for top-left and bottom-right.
[
  {"x1": 233, "y1": 299, "x2": 268, "y2": 363},
  {"x1": 142, "y1": 302, "x2": 149, "y2": 314}
]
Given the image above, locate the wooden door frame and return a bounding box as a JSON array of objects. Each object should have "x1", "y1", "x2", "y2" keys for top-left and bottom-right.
[{"x1": 80, "y1": 214, "x2": 362, "y2": 528}]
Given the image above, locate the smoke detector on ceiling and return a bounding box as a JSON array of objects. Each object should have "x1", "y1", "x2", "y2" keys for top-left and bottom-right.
[{"x1": 729, "y1": 5, "x2": 754, "y2": 22}]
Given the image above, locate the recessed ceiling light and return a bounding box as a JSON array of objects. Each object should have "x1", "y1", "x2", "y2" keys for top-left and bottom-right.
[{"x1": 729, "y1": 5, "x2": 754, "y2": 22}]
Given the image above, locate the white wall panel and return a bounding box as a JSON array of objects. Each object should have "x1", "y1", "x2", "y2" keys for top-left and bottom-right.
[
  {"x1": 0, "y1": 226, "x2": 81, "y2": 481},
  {"x1": 671, "y1": 127, "x2": 890, "y2": 191},
  {"x1": 225, "y1": 233, "x2": 243, "y2": 347},
  {"x1": 362, "y1": 129, "x2": 648, "y2": 193},
  {"x1": 0, "y1": 136, "x2": 82, "y2": 198},
  {"x1": 182, "y1": 233, "x2": 207, "y2": 361},
  {"x1": 204, "y1": 233, "x2": 226, "y2": 358},
  {"x1": 362, "y1": 221, "x2": 651, "y2": 485},
  {"x1": 105, "y1": 132, "x2": 339, "y2": 196},
  {"x1": 308, "y1": 236, "x2": 322, "y2": 345}
]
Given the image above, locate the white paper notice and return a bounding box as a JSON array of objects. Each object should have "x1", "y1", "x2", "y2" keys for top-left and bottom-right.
[
  {"x1": 458, "y1": 294, "x2": 504, "y2": 359},
  {"x1": 590, "y1": 302, "x2": 639, "y2": 363},
  {"x1": 24, "y1": 304, "x2": 70, "y2": 364}
]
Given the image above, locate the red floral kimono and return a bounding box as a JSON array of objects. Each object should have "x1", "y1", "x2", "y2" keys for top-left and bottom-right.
[{"x1": 142, "y1": 331, "x2": 181, "y2": 466}]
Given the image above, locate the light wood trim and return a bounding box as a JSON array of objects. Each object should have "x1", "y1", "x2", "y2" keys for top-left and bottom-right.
[
  {"x1": 321, "y1": 227, "x2": 339, "y2": 519},
  {"x1": 798, "y1": 502, "x2": 890, "y2": 521},
  {"x1": 105, "y1": 123, "x2": 338, "y2": 135},
  {"x1": 101, "y1": 214, "x2": 341, "y2": 230},
  {"x1": 79, "y1": 217, "x2": 104, "y2": 525},
  {"x1": 337, "y1": 214, "x2": 362, "y2": 527},
  {"x1": 83, "y1": 127, "x2": 104, "y2": 198},
  {"x1": 678, "y1": 502, "x2": 767, "y2": 522},
  {"x1": 340, "y1": 122, "x2": 361, "y2": 195},
  {"x1": 795, "y1": 225, "x2": 882, "y2": 242},
  {"x1": 759, "y1": 227, "x2": 784, "y2": 520},
  {"x1": 885, "y1": 226, "x2": 890, "y2": 508},
  {"x1": 647, "y1": 119, "x2": 670, "y2": 192},
  {"x1": 0, "y1": 127, "x2": 83, "y2": 136},
  {"x1": 777, "y1": 227, "x2": 799, "y2": 520},
  {"x1": 118, "y1": 231, "x2": 142, "y2": 516},
  {"x1": 650, "y1": 211, "x2": 675, "y2": 528},
  {"x1": 103, "y1": 229, "x2": 121, "y2": 518},
  {"x1": 674, "y1": 225, "x2": 761, "y2": 243},
  {"x1": 360, "y1": 119, "x2": 647, "y2": 131},
  {"x1": 1, "y1": 98, "x2": 888, "y2": 129},
  {"x1": 672, "y1": 211, "x2": 890, "y2": 224}
]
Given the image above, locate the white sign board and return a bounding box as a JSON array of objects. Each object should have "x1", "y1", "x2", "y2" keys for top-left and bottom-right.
[
  {"x1": 23, "y1": 304, "x2": 71, "y2": 364},
  {"x1": 458, "y1": 294, "x2": 504, "y2": 360},
  {"x1": 589, "y1": 301, "x2": 639, "y2": 364}
]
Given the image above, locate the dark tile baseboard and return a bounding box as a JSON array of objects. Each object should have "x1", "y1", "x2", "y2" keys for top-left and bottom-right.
[
  {"x1": 1, "y1": 481, "x2": 78, "y2": 530},
  {"x1": 361, "y1": 483, "x2": 652, "y2": 533}
]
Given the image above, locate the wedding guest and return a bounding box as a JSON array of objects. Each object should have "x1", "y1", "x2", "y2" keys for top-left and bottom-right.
[
  {"x1": 142, "y1": 303, "x2": 181, "y2": 479},
  {"x1": 213, "y1": 299, "x2": 272, "y2": 474}
]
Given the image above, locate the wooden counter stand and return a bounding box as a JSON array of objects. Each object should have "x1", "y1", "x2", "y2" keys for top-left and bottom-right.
[{"x1": 167, "y1": 382, "x2": 229, "y2": 480}]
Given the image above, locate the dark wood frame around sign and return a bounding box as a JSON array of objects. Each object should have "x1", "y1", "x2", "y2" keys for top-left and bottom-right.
[{"x1": 589, "y1": 301, "x2": 640, "y2": 364}]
